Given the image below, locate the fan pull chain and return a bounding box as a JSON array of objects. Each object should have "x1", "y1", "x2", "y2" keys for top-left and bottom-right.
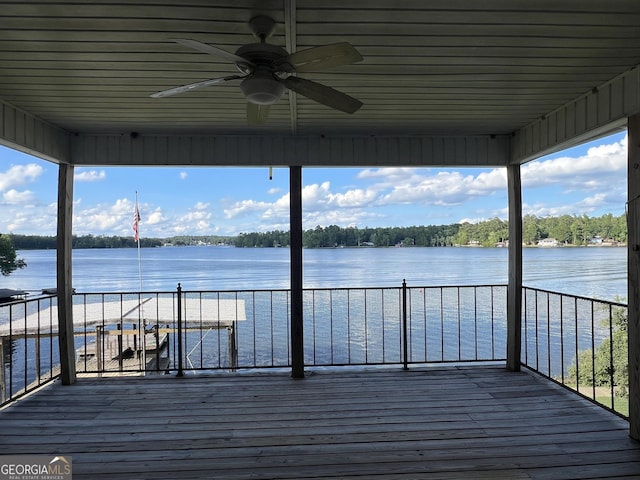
[{"x1": 269, "y1": 166, "x2": 273, "y2": 180}]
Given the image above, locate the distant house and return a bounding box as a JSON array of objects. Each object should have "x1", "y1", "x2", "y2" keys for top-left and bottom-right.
[
  {"x1": 537, "y1": 238, "x2": 559, "y2": 247},
  {"x1": 590, "y1": 236, "x2": 619, "y2": 247}
]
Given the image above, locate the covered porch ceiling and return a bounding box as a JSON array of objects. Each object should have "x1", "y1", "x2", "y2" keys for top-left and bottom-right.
[
  {"x1": 3, "y1": 0, "x2": 640, "y2": 442},
  {"x1": 0, "y1": 0, "x2": 639, "y2": 167}
]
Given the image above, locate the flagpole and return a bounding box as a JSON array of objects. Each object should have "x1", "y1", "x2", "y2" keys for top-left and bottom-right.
[
  {"x1": 135, "y1": 191, "x2": 143, "y2": 292},
  {"x1": 133, "y1": 192, "x2": 146, "y2": 373}
]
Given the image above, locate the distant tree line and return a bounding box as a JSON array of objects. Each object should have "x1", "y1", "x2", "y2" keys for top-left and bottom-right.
[
  {"x1": 9, "y1": 234, "x2": 163, "y2": 250},
  {"x1": 235, "y1": 213, "x2": 627, "y2": 248},
  {"x1": 165, "y1": 235, "x2": 239, "y2": 247},
  {"x1": 454, "y1": 213, "x2": 626, "y2": 247},
  {"x1": 9, "y1": 234, "x2": 240, "y2": 250},
  {"x1": 234, "y1": 230, "x2": 291, "y2": 248},
  {"x1": 233, "y1": 224, "x2": 460, "y2": 248},
  {"x1": 4, "y1": 213, "x2": 628, "y2": 251},
  {"x1": 521, "y1": 213, "x2": 626, "y2": 246}
]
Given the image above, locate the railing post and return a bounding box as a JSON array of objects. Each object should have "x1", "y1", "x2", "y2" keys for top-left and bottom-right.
[
  {"x1": 176, "y1": 283, "x2": 184, "y2": 377},
  {"x1": 117, "y1": 322, "x2": 123, "y2": 371},
  {"x1": 402, "y1": 279, "x2": 409, "y2": 370},
  {"x1": 96, "y1": 326, "x2": 103, "y2": 374}
]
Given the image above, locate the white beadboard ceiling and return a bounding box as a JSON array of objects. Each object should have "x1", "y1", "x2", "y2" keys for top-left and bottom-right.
[{"x1": 1, "y1": 0, "x2": 639, "y2": 164}]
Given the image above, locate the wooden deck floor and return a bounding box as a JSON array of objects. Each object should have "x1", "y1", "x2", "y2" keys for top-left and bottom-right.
[{"x1": 1, "y1": 366, "x2": 640, "y2": 479}]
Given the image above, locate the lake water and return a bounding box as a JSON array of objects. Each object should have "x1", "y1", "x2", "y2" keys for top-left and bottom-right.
[
  {"x1": 1, "y1": 245, "x2": 628, "y2": 301},
  {"x1": 0, "y1": 246, "x2": 628, "y2": 391}
]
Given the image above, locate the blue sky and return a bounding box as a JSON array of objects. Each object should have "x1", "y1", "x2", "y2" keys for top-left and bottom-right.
[{"x1": 0, "y1": 131, "x2": 628, "y2": 238}]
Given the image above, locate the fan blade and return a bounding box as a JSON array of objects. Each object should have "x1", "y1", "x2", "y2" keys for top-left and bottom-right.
[
  {"x1": 284, "y1": 42, "x2": 362, "y2": 73},
  {"x1": 282, "y1": 77, "x2": 362, "y2": 114},
  {"x1": 150, "y1": 75, "x2": 243, "y2": 98},
  {"x1": 170, "y1": 38, "x2": 254, "y2": 67},
  {"x1": 247, "y1": 103, "x2": 270, "y2": 125}
]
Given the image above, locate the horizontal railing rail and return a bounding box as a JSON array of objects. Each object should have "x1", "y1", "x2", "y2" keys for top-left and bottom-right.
[{"x1": 521, "y1": 286, "x2": 628, "y2": 418}]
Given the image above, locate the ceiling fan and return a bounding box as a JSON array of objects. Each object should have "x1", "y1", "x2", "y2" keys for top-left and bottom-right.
[{"x1": 150, "y1": 15, "x2": 364, "y2": 124}]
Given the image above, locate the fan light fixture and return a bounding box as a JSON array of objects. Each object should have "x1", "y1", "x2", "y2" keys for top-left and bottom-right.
[{"x1": 240, "y1": 72, "x2": 285, "y2": 105}]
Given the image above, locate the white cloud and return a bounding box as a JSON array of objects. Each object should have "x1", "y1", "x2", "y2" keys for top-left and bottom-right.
[
  {"x1": 0, "y1": 163, "x2": 54, "y2": 233},
  {"x1": 357, "y1": 167, "x2": 418, "y2": 183},
  {"x1": 74, "y1": 170, "x2": 106, "y2": 182},
  {"x1": 169, "y1": 202, "x2": 214, "y2": 234},
  {"x1": 223, "y1": 169, "x2": 509, "y2": 231},
  {"x1": 522, "y1": 134, "x2": 627, "y2": 190},
  {"x1": 224, "y1": 199, "x2": 271, "y2": 219},
  {"x1": 179, "y1": 172, "x2": 188, "y2": 180},
  {"x1": 145, "y1": 208, "x2": 166, "y2": 226},
  {"x1": 301, "y1": 182, "x2": 331, "y2": 209},
  {"x1": 0, "y1": 163, "x2": 43, "y2": 191},
  {"x1": 3, "y1": 189, "x2": 36, "y2": 204},
  {"x1": 580, "y1": 193, "x2": 608, "y2": 208},
  {"x1": 522, "y1": 202, "x2": 579, "y2": 218},
  {"x1": 328, "y1": 188, "x2": 378, "y2": 208},
  {"x1": 72, "y1": 198, "x2": 137, "y2": 235},
  {"x1": 370, "y1": 169, "x2": 506, "y2": 207},
  {"x1": 223, "y1": 180, "x2": 383, "y2": 230},
  {"x1": 4, "y1": 203, "x2": 57, "y2": 234},
  {"x1": 458, "y1": 217, "x2": 485, "y2": 225}
]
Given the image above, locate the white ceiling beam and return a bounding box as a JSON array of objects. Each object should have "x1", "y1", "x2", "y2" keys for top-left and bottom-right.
[
  {"x1": 512, "y1": 64, "x2": 640, "y2": 164},
  {"x1": 0, "y1": 99, "x2": 70, "y2": 163}
]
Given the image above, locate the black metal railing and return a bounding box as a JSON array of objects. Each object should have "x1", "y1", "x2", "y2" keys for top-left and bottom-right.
[
  {"x1": 1, "y1": 283, "x2": 508, "y2": 405},
  {"x1": 4, "y1": 283, "x2": 626, "y2": 418},
  {"x1": 521, "y1": 287, "x2": 628, "y2": 418},
  {"x1": 0, "y1": 294, "x2": 59, "y2": 405}
]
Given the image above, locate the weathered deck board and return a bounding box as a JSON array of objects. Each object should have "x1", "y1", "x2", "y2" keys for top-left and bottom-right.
[{"x1": 1, "y1": 366, "x2": 639, "y2": 479}]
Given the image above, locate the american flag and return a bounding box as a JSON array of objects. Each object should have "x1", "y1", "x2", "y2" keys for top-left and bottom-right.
[{"x1": 132, "y1": 203, "x2": 141, "y2": 242}]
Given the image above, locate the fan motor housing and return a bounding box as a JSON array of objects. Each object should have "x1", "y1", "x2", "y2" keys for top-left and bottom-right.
[{"x1": 235, "y1": 43, "x2": 290, "y2": 70}]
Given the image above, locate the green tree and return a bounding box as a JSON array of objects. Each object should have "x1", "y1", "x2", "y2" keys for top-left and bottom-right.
[
  {"x1": 523, "y1": 215, "x2": 541, "y2": 245},
  {"x1": 570, "y1": 214, "x2": 594, "y2": 245},
  {"x1": 548, "y1": 215, "x2": 574, "y2": 244},
  {"x1": 569, "y1": 302, "x2": 628, "y2": 397},
  {"x1": 608, "y1": 215, "x2": 627, "y2": 243},
  {"x1": 0, "y1": 234, "x2": 26, "y2": 276},
  {"x1": 454, "y1": 226, "x2": 469, "y2": 246}
]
